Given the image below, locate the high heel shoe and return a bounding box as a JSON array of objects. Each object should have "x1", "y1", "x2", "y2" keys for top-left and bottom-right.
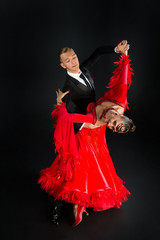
[{"x1": 72, "y1": 205, "x2": 89, "y2": 227}]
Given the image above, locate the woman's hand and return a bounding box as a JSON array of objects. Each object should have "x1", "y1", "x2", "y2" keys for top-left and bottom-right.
[
  {"x1": 116, "y1": 40, "x2": 129, "y2": 55},
  {"x1": 56, "y1": 89, "x2": 70, "y2": 105}
]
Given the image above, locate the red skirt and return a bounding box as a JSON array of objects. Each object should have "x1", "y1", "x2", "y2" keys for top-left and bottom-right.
[{"x1": 38, "y1": 125, "x2": 131, "y2": 211}]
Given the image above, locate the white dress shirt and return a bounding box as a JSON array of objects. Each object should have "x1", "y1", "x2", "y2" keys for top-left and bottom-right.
[
  {"x1": 67, "y1": 70, "x2": 92, "y2": 130},
  {"x1": 67, "y1": 70, "x2": 92, "y2": 87}
]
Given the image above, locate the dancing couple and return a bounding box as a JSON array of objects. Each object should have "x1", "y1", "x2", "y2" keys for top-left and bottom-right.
[{"x1": 38, "y1": 40, "x2": 136, "y2": 226}]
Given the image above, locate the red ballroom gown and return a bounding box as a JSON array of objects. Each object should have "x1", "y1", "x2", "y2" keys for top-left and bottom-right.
[{"x1": 38, "y1": 54, "x2": 132, "y2": 211}]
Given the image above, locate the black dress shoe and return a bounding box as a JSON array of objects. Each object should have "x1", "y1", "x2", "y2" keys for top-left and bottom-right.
[{"x1": 49, "y1": 199, "x2": 63, "y2": 225}]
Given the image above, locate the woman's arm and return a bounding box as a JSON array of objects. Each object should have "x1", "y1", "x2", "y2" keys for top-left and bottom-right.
[{"x1": 55, "y1": 89, "x2": 96, "y2": 124}]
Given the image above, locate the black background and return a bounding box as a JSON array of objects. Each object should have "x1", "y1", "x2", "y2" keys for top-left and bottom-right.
[{"x1": 1, "y1": 0, "x2": 159, "y2": 239}]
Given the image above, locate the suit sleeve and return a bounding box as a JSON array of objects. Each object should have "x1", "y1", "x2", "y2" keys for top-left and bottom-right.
[
  {"x1": 62, "y1": 82, "x2": 71, "y2": 106},
  {"x1": 61, "y1": 82, "x2": 88, "y2": 133},
  {"x1": 80, "y1": 45, "x2": 116, "y2": 70}
]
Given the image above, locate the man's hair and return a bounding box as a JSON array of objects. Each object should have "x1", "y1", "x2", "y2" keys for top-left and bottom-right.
[{"x1": 58, "y1": 47, "x2": 73, "y2": 62}]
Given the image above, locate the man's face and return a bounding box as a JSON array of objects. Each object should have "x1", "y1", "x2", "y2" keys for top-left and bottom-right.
[{"x1": 60, "y1": 50, "x2": 80, "y2": 73}]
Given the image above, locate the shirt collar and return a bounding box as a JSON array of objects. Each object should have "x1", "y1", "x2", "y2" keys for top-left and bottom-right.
[{"x1": 67, "y1": 70, "x2": 82, "y2": 79}]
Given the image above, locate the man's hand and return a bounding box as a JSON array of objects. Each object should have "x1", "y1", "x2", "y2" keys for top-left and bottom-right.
[
  {"x1": 116, "y1": 40, "x2": 130, "y2": 55},
  {"x1": 56, "y1": 89, "x2": 70, "y2": 104},
  {"x1": 83, "y1": 123, "x2": 98, "y2": 129},
  {"x1": 83, "y1": 120, "x2": 105, "y2": 129}
]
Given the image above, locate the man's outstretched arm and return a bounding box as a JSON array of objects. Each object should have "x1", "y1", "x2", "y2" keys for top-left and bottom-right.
[{"x1": 80, "y1": 40, "x2": 129, "y2": 70}]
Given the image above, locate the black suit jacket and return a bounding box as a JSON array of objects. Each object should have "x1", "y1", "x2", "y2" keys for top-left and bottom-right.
[{"x1": 62, "y1": 45, "x2": 115, "y2": 133}]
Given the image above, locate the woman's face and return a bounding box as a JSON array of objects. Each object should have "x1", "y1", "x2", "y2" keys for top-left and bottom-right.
[{"x1": 104, "y1": 110, "x2": 124, "y2": 132}]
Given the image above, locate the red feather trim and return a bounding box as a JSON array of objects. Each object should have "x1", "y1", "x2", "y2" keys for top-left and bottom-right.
[
  {"x1": 51, "y1": 102, "x2": 66, "y2": 120},
  {"x1": 50, "y1": 103, "x2": 79, "y2": 182},
  {"x1": 107, "y1": 54, "x2": 134, "y2": 89},
  {"x1": 38, "y1": 173, "x2": 131, "y2": 211},
  {"x1": 97, "y1": 54, "x2": 134, "y2": 111}
]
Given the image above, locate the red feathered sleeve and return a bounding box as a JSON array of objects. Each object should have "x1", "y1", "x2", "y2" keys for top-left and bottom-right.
[
  {"x1": 51, "y1": 103, "x2": 95, "y2": 124},
  {"x1": 50, "y1": 103, "x2": 95, "y2": 182},
  {"x1": 97, "y1": 54, "x2": 134, "y2": 112}
]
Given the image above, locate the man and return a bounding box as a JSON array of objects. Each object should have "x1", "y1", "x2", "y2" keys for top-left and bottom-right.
[
  {"x1": 60, "y1": 41, "x2": 129, "y2": 132},
  {"x1": 50, "y1": 40, "x2": 129, "y2": 224}
]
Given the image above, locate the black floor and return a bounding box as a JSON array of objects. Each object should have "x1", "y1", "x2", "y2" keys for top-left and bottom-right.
[{"x1": 1, "y1": 130, "x2": 159, "y2": 240}]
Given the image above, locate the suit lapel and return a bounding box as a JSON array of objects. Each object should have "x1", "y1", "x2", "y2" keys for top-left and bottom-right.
[
  {"x1": 83, "y1": 71, "x2": 95, "y2": 89},
  {"x1": 67, "y1": 74, "x2": 93, "y2": 93}
]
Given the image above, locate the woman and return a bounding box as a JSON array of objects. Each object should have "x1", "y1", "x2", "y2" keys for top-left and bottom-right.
[{"x1": 38, "y1": 51, "x2": 135, "y2": 227}]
